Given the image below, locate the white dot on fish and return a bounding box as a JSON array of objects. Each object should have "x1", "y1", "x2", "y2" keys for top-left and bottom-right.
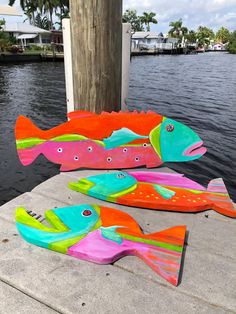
[
  {"x1": 107, "y1": 157, "x2": 112, "y2": 162},
  {"x1": 135, "y1": 157, "x2": 140, "y2": 161},
  {"x1": 88, "y1": 147, "x2": 93, "y2": 152},
  {"x1": 74, "y1": 156, "x2": 79, "y2": 161},
  {"x1": 57, "y1": 148, "x2": 63, "y2": 153}
]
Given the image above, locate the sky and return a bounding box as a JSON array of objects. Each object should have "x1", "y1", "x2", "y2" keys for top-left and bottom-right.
[{"x1": 0, "y1": 0, "x2": 236, "y2": 33}]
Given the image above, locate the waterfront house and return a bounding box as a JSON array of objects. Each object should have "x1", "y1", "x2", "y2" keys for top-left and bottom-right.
[
  {"x1": 211, "y1": 43, "x2": 226, "y2": 51},
  {"x1": 131, "y1": 32, "x2": 179, "y2": 52},
  {"x1": 4, "y1": 23, "x2": 51, "y2": 47}
]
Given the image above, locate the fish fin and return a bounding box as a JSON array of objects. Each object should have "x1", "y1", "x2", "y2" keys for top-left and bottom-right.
[
  {"x1": 154, "y1": 185, "x2": 176, "y2": 200},
  {"x1": 103, "y1": 127, "x2": 148, "y2": 149},
  {"x1": 15, "y1": 116, "x2": 45, "y2": 140},
  {"x1": 136, "y1": 226, "x2": 186, "y2": 286},
  {"x1": 207, "y1": 178, "x2": 228, "y2": 193},
  {"x1": 67, "y1": 110, "x2": 96, "y2": 120},
  {"x1": 206, "y1": 179, "x2": 236, "y2": 218},
  {"x1": 17, "y1": 146, "x2": 41, "y2": 166},
  {"x1": 100, "y1": 226, "x2": 123, "y2": 244}
]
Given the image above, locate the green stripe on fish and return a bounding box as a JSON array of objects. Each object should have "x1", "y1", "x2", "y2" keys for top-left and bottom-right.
[
  {"x1": 16, "y1": 138, "x2": 46, "y2": 149},
  {"x1": 118, "y1": 233, "x2": 183, "y2": 252}
]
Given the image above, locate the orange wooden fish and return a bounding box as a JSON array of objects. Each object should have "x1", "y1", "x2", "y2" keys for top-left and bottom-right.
[
  {"x1": 69, "y1": 171, "x2": 236, "y2": 218},
  {"x1": 15, "y1": 110, "x2": 207, "y2": 171}
]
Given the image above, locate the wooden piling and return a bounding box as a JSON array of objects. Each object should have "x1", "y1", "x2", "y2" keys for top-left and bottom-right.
[{"x1": 70, "y1": 0, "x2": 122, "y2": 113}]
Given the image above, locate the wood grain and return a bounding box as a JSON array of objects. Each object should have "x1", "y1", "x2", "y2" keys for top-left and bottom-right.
[{"x1": 70, "y1": 0, "x2": 122, "y2": 113}]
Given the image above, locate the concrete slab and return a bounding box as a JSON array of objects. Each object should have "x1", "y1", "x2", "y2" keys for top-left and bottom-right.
[
  {"x1": 0, "y1": 192, "x2": 70, "y2": 223},
  {"x1": 0, "y1": 218, "x2": 233, "y2": 314},
  {"x1": 0, "y1": 280, "x2": 59, "y2": 314},
  {"x1": 0, "y1": 168, "x2": 235, "y2": 313}
]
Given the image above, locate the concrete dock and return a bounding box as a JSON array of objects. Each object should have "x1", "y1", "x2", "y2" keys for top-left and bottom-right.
[{"x1": 0, "y1": 168, "x2": 235, "y2": 313}]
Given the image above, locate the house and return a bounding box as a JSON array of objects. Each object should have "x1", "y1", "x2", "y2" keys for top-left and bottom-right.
[
  {"x1": 211, "y1": 43, "x2": 226, "y2": 51},
  {"x1": 4, "y1": 22, "x2": 51, "y2": 47},
  {"x1": 131, "y1": 32, "x2": 179, "y2": 51}
]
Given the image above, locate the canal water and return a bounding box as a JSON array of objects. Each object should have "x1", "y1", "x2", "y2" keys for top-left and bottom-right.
[{"x1": 0, "y1": 52, "x2": 235, "y2": 205}]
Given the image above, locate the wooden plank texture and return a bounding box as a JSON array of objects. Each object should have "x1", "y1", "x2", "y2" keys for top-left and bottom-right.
[{"x1": 70, "y1": 0, "x2": 122, "y2": 113}]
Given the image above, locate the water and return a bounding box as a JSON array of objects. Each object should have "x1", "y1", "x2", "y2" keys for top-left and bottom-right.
[
  {"x1": 0, "y1": 63, "x2": 67, "y2": 205},
  {"x1": 128, "y1": 52, "x2": 236, "y2": 201},
  {"x1": 0, "y1": 52, "x2": 235, "y2": 205}
]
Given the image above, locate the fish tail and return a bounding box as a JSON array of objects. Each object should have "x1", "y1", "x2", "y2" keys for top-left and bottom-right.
[
  {"x1": 15, "y1": 116, "x2": 46, "y2": 165},
  {"x1": 17, "y1": 146, "x2": 41, "y2": 166},
  {"x1": 15, "y1": 115, "x2": 45, "y2": 140},
  {"x1": 134, "y1": 226, "x2": 186, "y2": 286},
  {"x1": 206, "y1": 178, "x2": 236, "y2": 218}
]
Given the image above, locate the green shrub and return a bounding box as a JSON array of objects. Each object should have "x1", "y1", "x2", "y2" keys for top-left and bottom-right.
[{"x1": 228, "y1": 31, "x2": 236, "y2": 54}]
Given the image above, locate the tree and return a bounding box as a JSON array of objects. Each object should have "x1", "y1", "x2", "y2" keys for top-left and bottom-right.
[
  {"x1": 186, "y1": 30, "x2": 197, "y2": 43},
  {"x1": 122, "y1": 9, "x2": 144, "y2": 32},
  {"x1": 140, "y1": 12, "x2": 158, "y2": 32},
  {"x1": 216, "y1": 27, "x2": 230, "y2": 43},
  {"x1": 196, "y1": 26, "x2": 215, "y2": 46},
  {"x1": 0, "y1": 19, "x2": 12, "y2": 51},
  {"x1": 228, "y1": 30, "x2": 236, "y2": 54},
  {"x1": 0, "y1": 19, "x2": 5, "y2": 31},
  {"x1": 9, "y1": 0, "x2": 69, "y2": 28},
  {"x1": 34, "y1": 13, "x2": 50, "y2": 30},
  {"x1": 168, "y1": 19, "x2": 188, "y2": 38},
  {"x1": 55, "y1": 7, "x2": 70, "y2": 30}
]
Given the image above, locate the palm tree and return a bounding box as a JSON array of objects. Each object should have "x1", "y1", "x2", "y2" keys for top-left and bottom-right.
[
  {"x1": 34, "y1": 13, "x2": 50, "y2": 30},
  {"x1": 140, "y1": 12, "x2": 157, "y2": 32},
  {"x1": 38, "y1": 0, "x2": 61, "y2": 29},
  {"x1": 9, "y1": 0, "x2": 27, "y2": 9},
  {"x1": 169, "y1": 19, "x2": 188, "y2": 38},
  {"x1": 9, "y1": 0, "x2": 66, "y2": 28},
  {"x1": 9, "y1": 0, "x2": 38, "y2": 24}
]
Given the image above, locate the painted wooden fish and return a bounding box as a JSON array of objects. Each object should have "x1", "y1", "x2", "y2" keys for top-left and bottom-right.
[
  {"x1": 69, "y1": 171, "x2": 236, "y2": 218},
  {"x1": 15, "y1": 110, "x2": 207, "y2": 171},
  {"x1": 16, "y1": 205, "x2": 186, "y2": 286}
]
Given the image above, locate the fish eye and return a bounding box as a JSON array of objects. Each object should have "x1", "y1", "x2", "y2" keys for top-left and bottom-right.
[
  {"x1": 117, "y1": 173, "x2": 125, "y2": 179},
  {"x1": 135, "y1": 157, "x2": 140, "y2": 161},
  {"x1": 143, "y1": 143, "x2": 148, "y2": 147},
  {"x1": 74, "y1": 156, "x2": 79, "y2": 161},
  {"x1": 57, "y1": 148, "x2": 63, "y2": 153},
  {"x1": 88, "y1": 146, "x2": 93, "y2": 152},
  {"x1": 107, "y1": 157, "x2": 112, "y2": 162},
  {"x1": 166, "y1": 124, "x2": 174, "y2": 132},
  {"x1": 82, "y1": 209, "x2": 92, "y2": 217},
  {"x1": 123, "y1": 148, "x2": 128, "y2": 153}
]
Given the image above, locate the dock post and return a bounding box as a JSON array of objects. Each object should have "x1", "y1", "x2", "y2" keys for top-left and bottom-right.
[
  {"x1": 69, "y1": 0, "x2": 122, "y2": 113},
  {"x1": 62, "y1": 18, "x2": 75, "y2": 113},
  {"x1": 121, "y1": 23, "x2": 131, "y2": 110}
]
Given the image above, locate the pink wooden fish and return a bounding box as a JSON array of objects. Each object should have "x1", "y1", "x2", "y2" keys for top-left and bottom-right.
[
  {"x1": 15, "y1": 110, "x2": 206, "y2": 171},
  {"x1": 16, "y1": 204, "x2": 187, "y2": 286}
]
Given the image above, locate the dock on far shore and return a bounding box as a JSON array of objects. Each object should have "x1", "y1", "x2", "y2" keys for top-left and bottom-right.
[
  {"x1": 0, "y1": 52, "x2": 64, "y2": 63},
  {"x1": 0, "y1": 167, "x2": 235, "y2": 314}
]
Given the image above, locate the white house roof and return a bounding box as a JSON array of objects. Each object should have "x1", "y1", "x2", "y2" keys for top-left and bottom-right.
[
  {"x1": 18, "y1": 34, "x2": 38, "y2": 39},
  {"x1": 132, "y1": 32, "x2": 162, "y2": 39},
  {"x1": 0, "y1": 5, "x2": 21, "y2": 16},
  {"x1": 4, "y1": 22, "x2": 50, "y2": 34}
]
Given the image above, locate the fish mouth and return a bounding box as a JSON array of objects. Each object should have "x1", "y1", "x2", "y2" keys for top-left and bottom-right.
[
  {"x1": 183, "y1": 141, "x2": 207, "y2": 157},
  {"x1": 68, "y1": 179, "x2": 95, "y2": 194}
]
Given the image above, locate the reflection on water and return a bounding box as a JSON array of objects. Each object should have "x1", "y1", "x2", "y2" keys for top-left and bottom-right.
[{"x1": 0, "y1": 52, "x2": 235, "y2": 205}]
